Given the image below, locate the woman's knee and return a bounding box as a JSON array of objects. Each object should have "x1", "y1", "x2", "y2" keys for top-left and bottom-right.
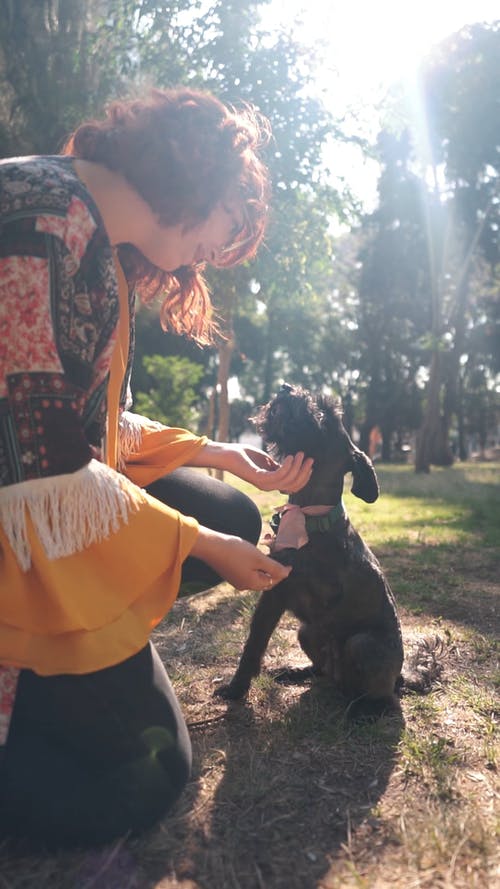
[
  {"x1": 0, "y1": 645, "x2": 192, "y2": 849},
  {"x1": 0, "y1": 730, "x2": 191, "y2": 850},
  {"x1": 147, "y1": 468, "x2": 262, "y2": 543},
  {"x1": 231, "y1": 489, "x2": 261, "y2": 543}
]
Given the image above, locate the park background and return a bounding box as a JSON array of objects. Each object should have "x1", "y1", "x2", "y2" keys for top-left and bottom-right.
[{"x1": 0, "y1": 3, "x2": 498, "y2": 888}]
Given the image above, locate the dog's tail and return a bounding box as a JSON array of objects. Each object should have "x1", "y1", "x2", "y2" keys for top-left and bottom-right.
[{"x1": 398, "y1": 635, "x2": 445, "y2": 695}]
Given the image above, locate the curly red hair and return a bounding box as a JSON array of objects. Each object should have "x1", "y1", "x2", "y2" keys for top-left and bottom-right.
[{"x1": 63, "y1": 88, "x2": 271, "y2": 344}]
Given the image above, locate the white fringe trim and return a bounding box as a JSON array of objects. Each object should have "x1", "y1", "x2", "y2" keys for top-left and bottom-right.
[
  {"x1": 0, "y1": 460, "x2": 141, "y2": 571},
  {"x1": 117, "y1": 411, "x2": 164, "y2": 469}
]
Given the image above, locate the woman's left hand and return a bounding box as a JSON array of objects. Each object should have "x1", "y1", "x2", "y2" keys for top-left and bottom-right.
[
  {"x1": 191, "y1": 441, "x2": 313, "y2": 493},
  {"x1": 237, "y1": 445, "x2": 314, "y2": 493}
]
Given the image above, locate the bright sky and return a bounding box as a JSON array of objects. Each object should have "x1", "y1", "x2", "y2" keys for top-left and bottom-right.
[{"x1": 263, "y1": 0, "x2": 499, "y2": 205}]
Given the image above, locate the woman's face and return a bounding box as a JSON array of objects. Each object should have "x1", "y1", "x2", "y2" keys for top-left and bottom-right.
[{"x1": 139, "y1": 202, "x2": 243, "y2": 272}]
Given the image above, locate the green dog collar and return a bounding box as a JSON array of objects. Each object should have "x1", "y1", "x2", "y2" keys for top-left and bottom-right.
[
  {"x1": 304, "y1": 501, "x2": 345, "y2": 534},
  {"x1": 270, "y1": 501, "x2": 345, "y2": 536}
]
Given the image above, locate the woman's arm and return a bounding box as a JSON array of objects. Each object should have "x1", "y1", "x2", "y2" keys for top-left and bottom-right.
[
  {"x1": 190, "y1": 524, "x2": 291, "y2": 591},
  {"x1": 188, "y1": 441, "x2": 314, "y2": 493}
]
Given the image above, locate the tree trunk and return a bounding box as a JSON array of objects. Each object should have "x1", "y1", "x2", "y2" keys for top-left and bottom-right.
[
  {"x1": 213, "y1": 332, "x2": 235, "y2": 480},
  {"x1": 438, "y1": 269, "x2": 470, "y2": 463},
  {"x1": 262, "y1": 307, "x2": 275, "y2": 404},
  {"x1": 358, "y1": 421, "x2": 375, "y2": 457},
  {"x1": 415, "y1": 350, "x2": 454, "y2": 472},
  {"x1": 380, "y1": 420, "x2": 393, "y2": 462},
  {"x1": 415, "y1": 352, "x2": 437, "y2": 472}
]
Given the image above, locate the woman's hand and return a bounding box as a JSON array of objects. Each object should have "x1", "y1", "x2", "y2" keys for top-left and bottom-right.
[
  {"x1": 190, "y1": 526, "x2": 291, "y2": 591},
  {"x1": 190, "y1": 441, "x2": 313, "y2": 493},
  {"x1": 238, "y1": 446, "x2": 313, "y2": 493}
]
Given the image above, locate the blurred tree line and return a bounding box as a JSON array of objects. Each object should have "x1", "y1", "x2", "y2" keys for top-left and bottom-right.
[{"x1": 0, "y1": 2, "x2": 498, "y2": 470}]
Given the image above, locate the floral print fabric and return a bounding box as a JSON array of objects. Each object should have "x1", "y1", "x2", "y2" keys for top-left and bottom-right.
[
  {"x1": 0, "y1": 665, "x2": 19, "y2": 745},
  {"x1": 0, "y1": 156, "x2": 122, "y2": 485}
]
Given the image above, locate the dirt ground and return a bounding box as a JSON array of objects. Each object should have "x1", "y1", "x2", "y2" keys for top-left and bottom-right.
[{"x1": 136, "y1": 559, "x2": 498, "y2": 889}]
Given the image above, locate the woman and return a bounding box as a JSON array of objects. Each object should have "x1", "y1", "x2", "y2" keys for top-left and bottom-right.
[{"x1": 0, "y1": 87, "x2": 313, "y2": 848}]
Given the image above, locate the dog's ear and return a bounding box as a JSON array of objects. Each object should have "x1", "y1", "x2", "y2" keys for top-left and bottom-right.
[{"x1": 349, "y1": 449, "x2": 379, "y2": 503}]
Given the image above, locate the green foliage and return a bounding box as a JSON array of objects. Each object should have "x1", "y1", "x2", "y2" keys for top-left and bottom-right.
[
  {"x1": 131, "y1": 304, "x2": 213, "y2": 399},
  {"x1": 134, "y1": 354, "x2": 204, "y2": 427},
  {"x1": 0, "y1": 0, "x2": 142, "y2": 153},
  {"x1": 399, "y1": 731, "x2": 461, "y2": 800},
  {"x1": 421, "y1": 21, "x2": 500, "y2": 266}
]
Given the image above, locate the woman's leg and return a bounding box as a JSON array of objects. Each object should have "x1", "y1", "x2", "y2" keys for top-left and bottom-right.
[
  {"x1": 0, "y1": 644, "x2": 191, "y2": 849},
  {"x1": 147, "y1": 467, "x2": 262, "y2": 586}
]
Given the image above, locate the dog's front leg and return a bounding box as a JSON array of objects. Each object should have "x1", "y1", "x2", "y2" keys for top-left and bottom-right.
[{"x1": 215, "y1": 584, "x2": 288, "y2": 700}]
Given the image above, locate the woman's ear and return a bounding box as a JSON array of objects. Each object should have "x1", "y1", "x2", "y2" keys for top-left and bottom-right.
[{"x1": 349, "y1": 450, "x2": 379, "y2": 503}]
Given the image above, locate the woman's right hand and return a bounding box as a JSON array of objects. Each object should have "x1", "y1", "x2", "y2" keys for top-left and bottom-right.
[{"x1": 190, "y1": 525, "x2": 291, "y2": 591}]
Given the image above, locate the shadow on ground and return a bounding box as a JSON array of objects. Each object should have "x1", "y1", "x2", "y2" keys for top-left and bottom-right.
[{"x1": 144, "y1": 684, "x2": 405, "y2": 889}]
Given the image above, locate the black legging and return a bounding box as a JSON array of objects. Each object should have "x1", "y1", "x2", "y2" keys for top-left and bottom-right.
[
  {"x1": 0, "y1": 468, "x2": 261, "y2": 849},
  {"x1": 0, "y1": 644, "x2": 190, "y2": 849},
  {"x1": 147, "y1": 466, "x2": 262, "y2": 587}
]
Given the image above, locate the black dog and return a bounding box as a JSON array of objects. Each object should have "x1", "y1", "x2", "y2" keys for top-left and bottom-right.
[{"x1": 216, "y1": 384, "x2": 405, "y2": 715}]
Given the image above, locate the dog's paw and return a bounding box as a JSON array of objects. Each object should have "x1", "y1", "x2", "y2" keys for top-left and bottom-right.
[
  {"x1": 345, "y1": 694, "x2": 402, "y2": 721},
  {"x1": 272, "y1": 665, "x2": 318, "y2": 685},
  {"x1": 213, "y1": 680, "x2": 249, "y2": 701}
]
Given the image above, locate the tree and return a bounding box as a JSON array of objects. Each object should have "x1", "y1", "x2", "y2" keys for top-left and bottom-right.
[
  {"x1": 412, "y1": 21, "x2": 500, "y2": 471},
  {"x1": 353, "y1": 130, "x2": 431, "y2": 460},
  {"x1": 461, "y1": 365, "x2": 498, "y2": 458},
  {"x1": 0, "y1": 0, "x2": 148, "y2": 154},
  {"x1": 134, "y1": 354, "x2": 204, "y2": 427}
]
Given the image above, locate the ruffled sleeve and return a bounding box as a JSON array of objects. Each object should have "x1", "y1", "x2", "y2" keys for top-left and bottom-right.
[
  {"x1": 0, "y1": 465, "x2": 199, "y2": 675},
  {"x1": 119, "y1": 411, "x2": 208, "y2": 488}
]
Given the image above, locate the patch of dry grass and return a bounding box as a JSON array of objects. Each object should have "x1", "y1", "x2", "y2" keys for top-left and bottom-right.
[{"x1": 1, "y1": 463, "x2": 498, "y2": 888}]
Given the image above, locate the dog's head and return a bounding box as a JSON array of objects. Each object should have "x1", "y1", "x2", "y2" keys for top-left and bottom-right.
[{"x1": 253, "y1": 383, "x2": 379, "y2": 505}]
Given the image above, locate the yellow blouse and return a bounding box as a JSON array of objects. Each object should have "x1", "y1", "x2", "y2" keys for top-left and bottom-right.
[{"x1": 0, "y1": 252, "x2": 208, "y2": 676}]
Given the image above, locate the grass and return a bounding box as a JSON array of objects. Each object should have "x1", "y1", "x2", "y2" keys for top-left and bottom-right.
[{"x1": 1, "y1": 461, "x2": 499, "y2": 888}]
